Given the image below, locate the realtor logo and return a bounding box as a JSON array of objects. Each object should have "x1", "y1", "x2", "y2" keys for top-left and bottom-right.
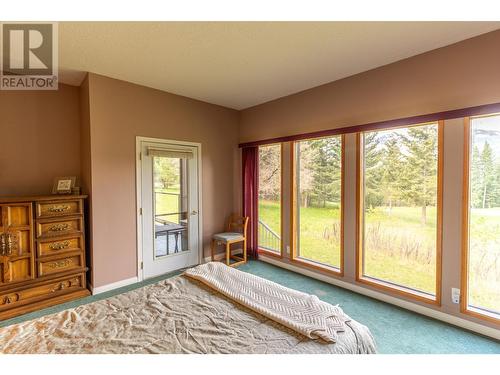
[{"x1": 0, "y1": 22, "x2": 58, "y2": 90}]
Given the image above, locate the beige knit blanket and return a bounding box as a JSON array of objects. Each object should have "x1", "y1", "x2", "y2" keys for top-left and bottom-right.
[{"x1": 184, "y1": 262, "x2": 349, "y2": 342}]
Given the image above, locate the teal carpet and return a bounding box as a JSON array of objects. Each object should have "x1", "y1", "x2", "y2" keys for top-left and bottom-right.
[
  {"x1": 239, "y1": 261, "x2": 500, "y2": 354},
  {"x1": 1, "y1": 260, "x2": 499, "y2": 354}
]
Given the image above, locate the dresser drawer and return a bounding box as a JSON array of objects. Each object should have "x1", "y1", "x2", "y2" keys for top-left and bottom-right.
[
  {"x1": 36, "y1": 199, "x2": 82, "y2": 219},
  {"x1": 0, "y1": 273, "x2": 84, "y2": 311},
  {"x1": 37, "y1": 235, "x2": 84, "y2": 257},
  {"x1": 38, "y1": 253, "x2": 83, "y2": 277},
  {"x1": 36, "y1": 216, "x2": 83, "y2": 238}
]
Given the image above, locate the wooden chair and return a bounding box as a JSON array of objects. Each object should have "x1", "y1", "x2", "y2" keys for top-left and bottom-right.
[{"x1": 210, "y1": 214, "x2": 249, "y2": 267}]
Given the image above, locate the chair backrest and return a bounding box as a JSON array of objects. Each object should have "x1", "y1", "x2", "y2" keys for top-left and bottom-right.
[{"x1": 227, "y1": 214, "x2": 249, "y2": 237}]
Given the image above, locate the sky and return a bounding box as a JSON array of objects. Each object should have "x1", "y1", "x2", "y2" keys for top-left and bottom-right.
[{"x1": 471, "y1": 115, "x2": 500, "y2": 158}]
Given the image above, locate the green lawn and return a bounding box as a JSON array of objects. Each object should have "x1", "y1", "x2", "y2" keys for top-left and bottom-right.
[
  {"x1": 469, "y1": 208, "x2": 500, "y2": 312},
  {"x1": 258, "y1": 200, "x2": 500, "y2": 313},
  {"x1": 154, "y1": 188, "x2": 182, "y2": 224}
]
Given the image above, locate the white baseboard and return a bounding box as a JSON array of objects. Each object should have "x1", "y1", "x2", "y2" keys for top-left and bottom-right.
[
  {"x1": 259, "y1": 255, "x2": 500, "y2": 341},
  {"x1": 203, "y1": 249, "x2": 243, "y2": 263},
  {"x1": 89, "y1": 276, "x2": 139, "y2": 295}
]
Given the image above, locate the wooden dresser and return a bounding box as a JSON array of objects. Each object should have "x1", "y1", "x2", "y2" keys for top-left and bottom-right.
[{"x1": 0, "y1": 195, "x2": 90, "y2": 320}]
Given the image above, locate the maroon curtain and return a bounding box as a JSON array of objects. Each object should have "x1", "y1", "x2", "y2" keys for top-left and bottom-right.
[{"x1": 242, "y1": 146, "x2": 259, "y2": 259}]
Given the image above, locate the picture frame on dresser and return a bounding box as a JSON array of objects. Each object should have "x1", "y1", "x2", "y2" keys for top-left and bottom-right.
[{"x1": 52, "y1": 176, "x2": 77, "y2": 194}]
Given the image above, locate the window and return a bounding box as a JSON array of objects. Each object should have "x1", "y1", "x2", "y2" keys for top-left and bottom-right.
[
  {"x1": 293, "y1": 135, "x2": 344, "y2": 272},
  {"x1": 357, "y1": 122, "x2": 443, "y2": 302},
  {"x1": 153, "y1": 155, "x2": 188, "y2": 257},
  {"x1": 258, "y1": 144, "x2": 282, "y2": 255},
  {"x1": 463, "y1": 115, "x2": 500, "y2": 321}
]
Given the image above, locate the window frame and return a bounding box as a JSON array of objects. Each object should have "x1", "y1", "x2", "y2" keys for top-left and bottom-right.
[
  {"x1": 461, "y1": 116, "x2": 500, "y2": 324},
  {"x1": 290, "y1": 134, "x2": 345, "y2": 277},
  {"x1": 257, "y1": 142, "x2": 284, "y2": 258},
  {"x1": 355, "y1": 121, "x2": 444, "y2": 305}
]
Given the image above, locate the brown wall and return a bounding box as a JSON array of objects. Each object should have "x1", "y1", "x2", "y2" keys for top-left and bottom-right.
[
  {"x1": 86, "y1": 73, "x2": 240, "y2": 287},
  {"x1": 79, "y1": 75, "x2": 95, "y2": 285},
  {"x1": 0, "y1": 84, "x2": 81, "y2": 195},
  {"x1": 1, "y1": 29, "x2": 498, "y2": 331},
  {"x1": 240, "y1": 29, "x2": 500, "y2": 143},
  {"x1": 239, "y1": 30, "x2": 500, "y2": 329}
]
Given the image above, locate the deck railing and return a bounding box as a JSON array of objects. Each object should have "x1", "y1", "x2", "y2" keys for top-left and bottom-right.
[
  {"x1": 154, "y1": 191, "x2": 185, "y2": 224},
  {"x1": 258, "y1": 219, "x2": 281, "y2": 252}
]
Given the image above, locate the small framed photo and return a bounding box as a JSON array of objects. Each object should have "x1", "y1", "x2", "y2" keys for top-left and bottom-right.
[{"x1": 52, "y1": 176, "x2": 76, "y2": 195}]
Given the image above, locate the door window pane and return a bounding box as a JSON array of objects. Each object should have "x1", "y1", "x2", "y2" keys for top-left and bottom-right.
[
  {"x1": 153, "y1": 156, "x2": 188, "y2": 257},
  {"x1": 295, "y1": 136, "x2": 342, "y2": 269},
  {"x1": 360, "y1": 123, "x2": 440, "y2": 296},
  {"x1": 467, "y1": 115, "x2": 500, "y2": 316},
  {"x1": 258, "y1": 144, "x2": 282, "y2": 253}
]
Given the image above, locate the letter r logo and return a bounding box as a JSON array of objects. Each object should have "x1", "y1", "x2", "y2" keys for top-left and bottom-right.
[{"x1": 1, "y1": 23, "x2": 54, "y2": 75}]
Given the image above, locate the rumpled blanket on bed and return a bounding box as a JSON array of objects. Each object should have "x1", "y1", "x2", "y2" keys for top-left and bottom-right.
[
  {"x1": 0, "y1": 266, "x2": 376, "y2": 354},
  {"x1": 184, "y1": 262, "x2": 348, "y2": 343}
]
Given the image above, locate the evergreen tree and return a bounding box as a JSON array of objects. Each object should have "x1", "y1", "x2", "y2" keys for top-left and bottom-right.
[
  {"x1": 380, "y1": 134, "x2": 403, "y2": 213},
  {"x1": 309, "y1": 137, "x2": 341, "y2": 207},
  {"x1": 399, "y1": 125, "x2": 438, "y2": 225},
  {"x1": 480, "y1": 141, "x2": 495, "y2": 208},
  {"x1": 492, "y1": 163, "x2": 500, "y2": 207},
  {"x1": 363, "y1": 132, "x2": 384, "y2": 208},
  {"x1": 470, "y1": 145, "x2": 483, "y2": 208}
]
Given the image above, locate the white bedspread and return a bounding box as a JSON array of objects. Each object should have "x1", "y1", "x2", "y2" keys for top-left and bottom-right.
[
  {"x1": 0, "y1": 268, "x2": 376, "y2": 354},
  {"x1": 185, "y1": 262, "x2": 349, "y2": 343}
]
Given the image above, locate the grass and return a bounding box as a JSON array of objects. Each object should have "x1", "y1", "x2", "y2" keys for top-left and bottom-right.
[
  {"x1": 155, "y1": 188, "x2": 181, "y2": 224},
  {"x1": 363, "y1": 206, "x2": 437, "y2": 294},
  {"x1": 258, "y1": 200, "x2": 500, "y2": 313},
  {"x1": 469, "y1": 208, "x2": 500, "y2": 312}
]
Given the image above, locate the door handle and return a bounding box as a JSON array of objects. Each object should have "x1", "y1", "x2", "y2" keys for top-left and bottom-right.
[{"x1": 190, "y1": 210, "x2": 198, "y2": 216}]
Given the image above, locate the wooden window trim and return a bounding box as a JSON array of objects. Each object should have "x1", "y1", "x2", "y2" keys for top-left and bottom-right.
[
  {"x1": 356, "y1": 276, "x2": 438, "y2": 304},
  {"x1": 257, "y1": 143, "x2": 284, "y2": 258},
  {"x1": 356, "y1": 121, "x2": 444, "y2": 306},
  {"x1": 290, "y1": 135, "x2": 345, "y2": 277},
  {"x1": 461, "y1": 117, "x2": 500, "y2": 325}
]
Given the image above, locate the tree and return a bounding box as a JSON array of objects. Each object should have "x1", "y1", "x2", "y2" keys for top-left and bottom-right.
[
  {"x1": 470, "y1": 145, "x2": 483, "y2": 208},
  {"x1": 308, "y1": 138, "x2": 341, "y2": 207},
  {"x1": 154, "y1": 157, "x2": 180, "y2": 190},
  {"x1": 380, "y1": 134, "x2": 403, "y2": 213},
  {"x1": 363, "y1": 132, "x2": 384, "y2": 208},
  {"x1": 258, "y1": 145, "x2": 281, "y2": 201},
  {"x1": 399, "y1": 126, "x2": 438, "y2": 225},
  {"x1": 297, "y1": 142, "x2": 314, "y2": 207},
  {"x1": 470, "y1": 141, "x2": 500, "y2": 209},
  {"x1": 493, "y1": 163, "x2": 500, "y2": 207},
  {"x1": 480, "y1": 141, "x2": 495, "y2": 208}
]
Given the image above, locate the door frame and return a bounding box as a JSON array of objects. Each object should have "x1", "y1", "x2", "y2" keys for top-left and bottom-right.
[{"x1": 135, "y1": 136, "x2": 203, "y2": 282}]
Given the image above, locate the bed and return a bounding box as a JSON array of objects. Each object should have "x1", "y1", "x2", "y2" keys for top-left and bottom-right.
[{"x1": 0, "y1": 264, "x2": 376, "y2": 354}]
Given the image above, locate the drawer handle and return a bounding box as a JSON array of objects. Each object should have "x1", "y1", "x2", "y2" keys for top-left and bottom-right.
[
  {"x1": 49, "y1": 223, "x2": 70, "y2": 232},
  {"x1": 46, "y1": 259, "x2": 72, "y2": 270},
  {"x1": 1, "y1": 293, "x2": 20, "y2": 305},
  {"x1": 49, "y1": 240, "x2": 71, "y2": 250},
  {"x1": 0, "y1": 233, "x2": 6, "y2": 255},
  {"x1": 48, "y1": 205, "x2": 70, "y2": 213},
  {"x1": 0, "y1": 232, "x2": 19, "y2": 256},
  {"x1": 52, "y1": 281, "x2": 69, "y2": 292},
  {"x1": 51, "y1": 278, "x2": 80, "y2": 292}
]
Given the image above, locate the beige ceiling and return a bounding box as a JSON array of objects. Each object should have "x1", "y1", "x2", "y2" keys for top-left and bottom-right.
[{"x1": 59, "y1": 22, "x2": 500, "y2": 110}]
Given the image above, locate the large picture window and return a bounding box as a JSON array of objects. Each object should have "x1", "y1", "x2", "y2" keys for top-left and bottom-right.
[
  {"x1": 258, "y1": 144, "x2": 282, "y2": 255},
  {"x1": 463, "y1": 115, "x2": 500, "y2": 321},
  {"x1": 293, "y1": 135, "x2": 344, "y2": 271},
  {"x1": 357, "y1": 122, "x2": 443, "y2": 302}
]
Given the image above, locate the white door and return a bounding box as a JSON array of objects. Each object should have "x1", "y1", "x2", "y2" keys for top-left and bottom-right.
[{"x1": 138, "y1": 139, "x2": 201, "y2": 279}]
